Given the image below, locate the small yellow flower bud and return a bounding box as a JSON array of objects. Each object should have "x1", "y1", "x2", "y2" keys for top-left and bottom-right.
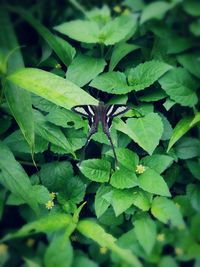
[
  {"x1": 50, "y1": 192, "x2": 56, "y2": 200},
  {"x1": 156, "y1": 233, "x2": 165, "y2": 242},
  {"x1": 100, "y1": 247, "x2": 108, "y2": 254},
  {"x1": 0, "y1": 244, "x2": 8, "y2": 254},
  {"x1": 123, "y1": 8, "x2": 130, "y2": 15},
  {"x1": 26, "y1": 238, "x2": 35, "y2": 247},
  {"x1": 45, "y1": 200, "x2": 54, "y2": 210},
  {"x1": 136, "y1": 164, "x2": 146, "y2": 174},
  {"x1": 55, "y1": 63, "x2": 61, "y2": 69},
  {"x1": 175, "y1": 247, "x2": 183, "y2": 255},
  {"x1": 113, "y1": 5, "x2": 122, "y2": 13}
]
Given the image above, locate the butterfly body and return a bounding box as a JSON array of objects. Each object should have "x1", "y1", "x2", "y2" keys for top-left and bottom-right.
[{"x1": 71, "y1": 103, "x2": 130, "y2": 166}]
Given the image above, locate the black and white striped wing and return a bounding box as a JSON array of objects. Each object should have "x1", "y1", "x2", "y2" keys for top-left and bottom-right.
[
  {"x1": 106, "y1": 105, "x2": 130, "y2": 118},
  {"x1": 71, "y1": 105, "x2": 96, "y2": 128}
]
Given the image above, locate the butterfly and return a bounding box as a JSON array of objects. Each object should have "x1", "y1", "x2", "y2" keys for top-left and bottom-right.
[{"x1": 71, "y1": 102, "x2": 130, "y2": 166}]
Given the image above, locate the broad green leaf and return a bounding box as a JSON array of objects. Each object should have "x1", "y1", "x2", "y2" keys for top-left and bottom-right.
[
  {"x1": 186, "y1": 160, "x2": 200, "y2": 180},
  {"x1": 139, "y1": 87, "x2": 167, "y2": 102},
  {"x1": 0, "y1": 141, "x2": 39, "y2": 213},
  {"x1": 34, "y1": 110, "x2": 74, "y2": 155},
  {"x1": 159, "y1": 68, "x2": 198, "y2": 107},
  {"x1": 6, "y1": 68, "x2": 98, "y2": 109},
  {"x1": 8, "y1": 6, "x2": 75, "y2": 66},
  {"x1": 110, "y1": 167, "x2": 138, "y2": 189},
  {"x1": 54, "y1": 20, "x2": 100, "y2": 44},
  {"x1": 79, "y1": 159, "x2": 111, "y2": 182},
  {"x1": 128, "y1": 60, "x2": 172, "y2": 91},
  {"x1": 158, "y1": 256, "x2": 179, "y2": 267},
  {"x1": 106, "y1": 148, "x2": 139, "y2": 170},
  {"x1": 183, "y1": 0, "x2": 200, "y2": 16},
  {"x1": 187, "y1": 184, "x2": 200, "y2": 212},
  {"x1": 66, "y1": 54, "x2": 106, "y2": 87},
  {"x1": 77, "y1": 220, "x2": 142, "y2": 267},
  {"x1": 104, "y1": 189, "x2": 135, "y2": 216},
  {"x1": 115, "y1": 113, "x2": 163, "y2": 155},
  {"x1": 160, "y1": 113, "x2": 173, "y2": 141},
  {"x1": 0, "y1": 11, "x2": 34, "y2": 151},
  {"x1": 100, "y1": 14, "x2": 138, "y2": 45},
  {"x1": 133, "y1": 214, "x2": 157, "y2": 254},
  {"x1": 57, "y1": 176, "x2": 86, "y2": 205},
  {"x1": 1, "y1": 213, "x2": 72, "y2": 242},
  {"x1": 141, "y1": 154, "x2": 174, "y2": 174},
  {"x1": 132, "y1": 188, "x2": 152, "y2": 211},
  {"x1": 151, "y1": 196, "x2": 185, "y2": 227},
  {"x1": 72, "y1": 254, "x2": 97, "y2": 267},
  {"x1": 44, "y1": 235, "x2": 73, "y2": 267},
  {"x1": 167, "y1": 115, "x2": 200, "y2": 152},
  {"x1": 95, "y1": 185, "x2": 111, "y2": 218},
  {"x1": 39, "y1": 161, "x2": 73, "y2": 191},
  {"x1": 99, "y1": 207, "x2": 123, "y2": 226},
  {"x1": 139, "y1": 168, "x2": 171, "y2": 197},
  {"x1": 90, "y1": 71, "x2": 131, "y2": 94},
  {"x1": 190, "y1": 21, "x2": 200, "y2": 37},
  {"x1": 46, "y1": 107, "x2": 85, "y2": 130},
  {"x1": 175, "y1": 137, "x2": 200, "y2": 159},
  {"x1": 109, "y1": 42, "x2": 139, "y2": 71},
  {"x1": 4, "y1": 130, "x2": 48, "y2": 154},
  {"x1": 177, "y1": 52, "x2": 200, "y2": 79}
]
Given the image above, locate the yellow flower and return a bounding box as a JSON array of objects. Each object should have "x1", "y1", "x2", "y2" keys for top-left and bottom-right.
[
  {"x1": 0, "y1": 244, "x2": 8, "y2": 254},
  {"x1": 175, "y1": 247, "x2": 183, "y2": 255},
  {"x1": 55, "y1": 63, "x2": 61, "y2": 69},
  {"x1": 156, "y1": 233, "x2": 165, "y2": 242},
  {"x1": 26, "y1": 238, "x2": 35, "y2": 247},
  {"x1": 123, "y1": 8, "x2": 130, "y2": 15},
  {"x1": 45, "y1": 200, "x2": 54, "y2": 210},
  {"x1": 136, "y1": 164, "x2": 146, "y2": 174},
  {"x1": 100, "y1": 247, "x2": 108, "y2": 254},
  {"x1": 50, "y1": 192, "x2": 56, "y2": 200},
  {"x1": 113, "y1": 5, "x2": 122, "y2": 13}
]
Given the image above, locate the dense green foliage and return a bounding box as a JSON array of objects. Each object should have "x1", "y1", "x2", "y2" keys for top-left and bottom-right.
[{"x1": 0, "y1": 0, "x2": 200, "y2": 266}]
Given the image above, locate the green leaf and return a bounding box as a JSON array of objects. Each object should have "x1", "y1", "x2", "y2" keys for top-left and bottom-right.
[
  {"x1": 115, "y1": 113, "x2": 163, "y2": 155},
  {"x1": 34, "y1": 110, "x2": 74, "y2": 155},
  {"x1": 151, "y1": 196, "x2": 185, "y2": 227},
  {"x1": 106, "y1": 148, "x2": 139, "y2": 170},
  {"x1": 55, "y1": 15, "x2": 137, "y2": 46},
  {"x1": 110, "y1": 167, "x2": 138, "y2": 189},
  {"x1": 54, "y1": 20, "x2": 100, "y2": 44},
  {"x1": 183, "y1": 0, "x2": 200, "y2": 16},
  {"x1": 90, "y1": 71, "x2": 131, "y2": 94},
  {"x1": 100, "y1": 14, "x2": 138, "y2": 45},
  {"x1": 72, "y1": 253, "x2": 97, "y2": 267},
  {"x1": 39, "y1": 161, "x2": 73, "y2": 192},
  {"x1": 167, "y1": 115, "x2": 200, "y2": 152},
  {"x1": 140, "y1": 1, "x2": 173, "y2": 24},
  {"x1": 95, "y1": 185, "x2": 112, "y2": 218},
  {"x1": 77, "y1": 220, "x2": 142, "y2": 267},
  {"x1": 104, "y1": 189, "x2": 135, "y2": 216},
  {"x1": 44, "y1": 235, "x2": 73, "y2": 267},
  {"x1": 139, "y1": 87, "x2": 167, "y2": 102},
  {"x1": 0, "y1": 141, "x2": 39, "y2": 213},
  {"x1": 159, "y1": 68, "x2": 199, "y2": 107},
  {"x1": 175, "y1": 137, "x2": 200, "y2": 159},
  {"x1": 9, "y1": 7, "x2": 75, "y2": 66},
  {"x1": 0, "y1": 11, "x2": 34, "y2": 151},
  {"x1": 139, "y1": 168, "x2": 171, "y2": 197},
  {"x1": 128, "y1": 60, "x2": 172, "y2": 91},
  {"x1": 186, "y1": 160, "x2": 200, "y2": 180},
  {"x1": 160, "y1": 113, "x2": 173, "y2": 141},
  {"x1": 132, "y1": 188, "x2": 152, "y2": 211},
  {"x1": 109, "y1": 42, "x2": 139, "y2": 71},
  {"x1": 133, "y1": 214, "x2": 157, "y2": 254},
  {"x1": 177, "y1": 52, "x2": 200, "y2": 79},
  {"x1": 158, "y1": 256, "x2": 179, "y2": 267},
  {"x1": 190, "y1": 21, "x2": 200, "y2": 37},
  {"x1": 6, "y1": 68, "x2": 98, "y2": 109},
  {"x1": 1, "y1": 213, "x2": 72, "y2": 242},
  {"x1": 187, "y1": 184, "x2": 200, "y2": 212},
  {"x1": 79, "y1": 159, "x2": 111, "y2": 182},
  {"x1": 66, "y1": 54, "x2": 106, "y2": 87},
  {"x1": 4, "y1": 130, "x2": 48, "y2": 154},
  {"x1": 141, "y1": 154, "x2": 174, "y2": 174}
]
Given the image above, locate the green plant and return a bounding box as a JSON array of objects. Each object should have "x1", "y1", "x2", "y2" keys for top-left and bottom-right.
[{"x1": 0, "y1": 0, "x2": 200, "y2": 266}]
